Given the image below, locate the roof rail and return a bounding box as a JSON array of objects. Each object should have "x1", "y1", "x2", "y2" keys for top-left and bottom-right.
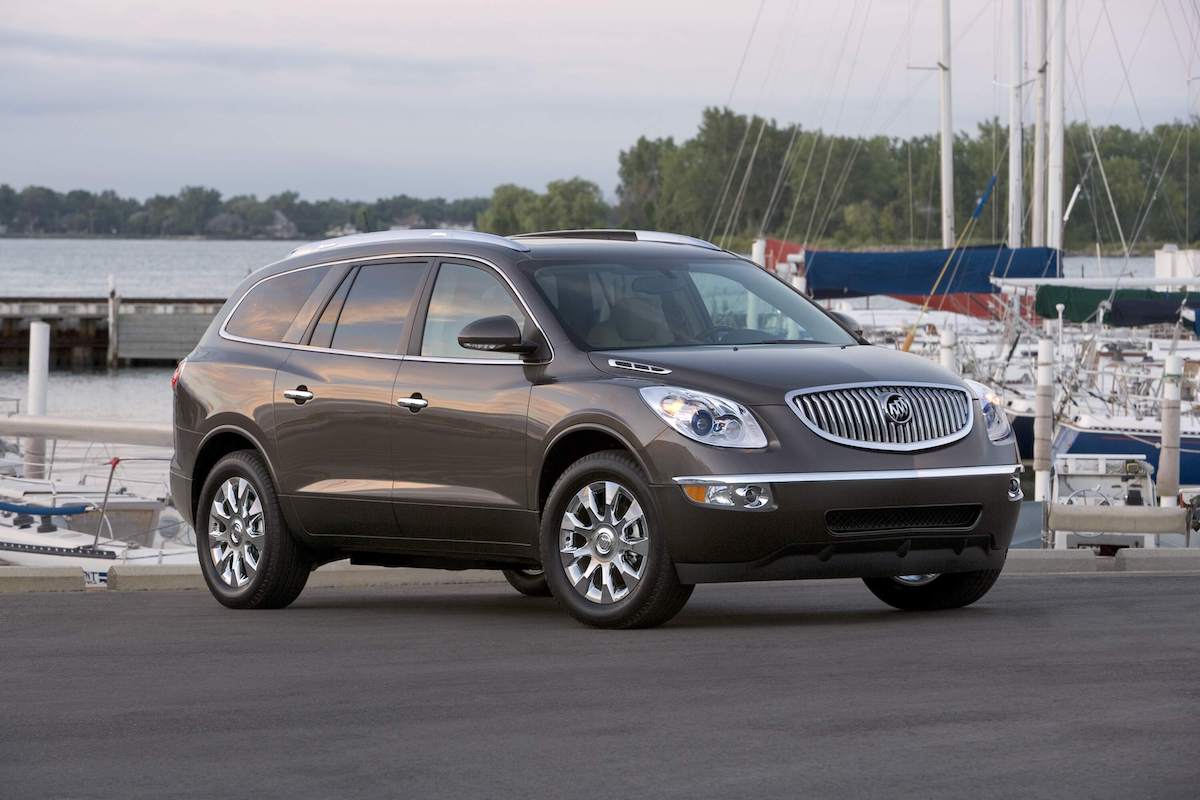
[
  {"x1": 289, "y1": 229, "x2": 530, "y2": 257},
  {"x1": 511, "y1": 229, "x2": 722, "y2": 251}
]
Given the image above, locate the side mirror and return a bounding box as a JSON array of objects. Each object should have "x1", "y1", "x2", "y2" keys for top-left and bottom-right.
[
  {"x1": 457, "y1": 315, "x2": 537, "y2": 355},
  {"x1": 830, "y1": 310, "x2": 865, "y2": 339}
]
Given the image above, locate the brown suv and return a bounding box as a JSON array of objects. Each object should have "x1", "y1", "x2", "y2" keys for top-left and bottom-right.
[{"x1": 170, "y1": 229, "x2": 1021, "y2": 628}]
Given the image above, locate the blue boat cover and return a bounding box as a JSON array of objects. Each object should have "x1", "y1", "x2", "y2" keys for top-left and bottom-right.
[
  {"x1": 0, "y1": 500, "x2": 90, "y2": 516},
  {"x1": 805, "y1": 245, "x2": 1060, "y2": 299}
]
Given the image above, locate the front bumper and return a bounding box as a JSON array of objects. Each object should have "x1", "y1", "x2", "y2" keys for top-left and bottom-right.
[{"x1": 655, "y1": 464, "x2": 1021, "y2": 583}]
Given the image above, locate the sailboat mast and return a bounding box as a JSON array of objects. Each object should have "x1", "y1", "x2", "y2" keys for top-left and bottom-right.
[
  {"x1": 939, "y1": 0, "x2": 955, "y2": 248},
  {"x1": 1031, "y1": 0, "x2": 1047, "y2": 247},
  {"x1": 1047, "y1": 0, "x2": 1066, "y2": 252},
  {"x1": 1008, "y1": 0, "x2": 1024, "y2": 248}
]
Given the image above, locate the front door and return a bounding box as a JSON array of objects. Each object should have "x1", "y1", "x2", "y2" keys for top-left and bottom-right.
[
  {"x1": 272, "y1": 259, "x2": 430, "y2": 538},
  {"x1": 390, "y1": 259, "x2": 538, "y2": 549}
]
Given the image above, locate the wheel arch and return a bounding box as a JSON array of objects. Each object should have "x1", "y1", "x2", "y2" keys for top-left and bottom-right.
[
  {"x1": 191, "y1": 425, "x2": 279, "y2": 523},
  {"x1": 536, "y1": 423, "x2": 652, "y2": 512}
]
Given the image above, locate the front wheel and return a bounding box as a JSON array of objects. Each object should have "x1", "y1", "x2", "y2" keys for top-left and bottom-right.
[
  {"x1": 196, "y1": 450, "x2": 310, "y2": 609},
  {"x1": 540, "y1": 451, "x2": 693, "y2": 629},
  {"x1": 862, "y1": 566, "x2": 1003, "y2": 611}
]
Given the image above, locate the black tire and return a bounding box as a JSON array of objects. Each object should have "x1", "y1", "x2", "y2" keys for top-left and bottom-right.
[
  {"x1": 502, "y1": 568, "x2": 552, "y2": 597},
  {"x1": 196, "y1": 450, "x2": 310, "y2": 609},
  {"x1": 540, "y1": 450, "x2": 693, "y2": 629},
  {"x1": 862, "y1": 566, "x2": 1003, "y2": 611}
]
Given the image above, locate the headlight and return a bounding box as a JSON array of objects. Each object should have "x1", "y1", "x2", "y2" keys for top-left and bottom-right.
[
  {"x1": 964, "y1": 379, "x2": 1012, "y2": 442},
  {"x1": 639, "y1": 386, "x2": 768, "y2": 449}
]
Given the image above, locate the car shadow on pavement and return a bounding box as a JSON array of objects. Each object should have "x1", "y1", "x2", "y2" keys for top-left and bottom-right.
[{"x1": 279, "y1": 584, "x2": 1003, "y2": 630}]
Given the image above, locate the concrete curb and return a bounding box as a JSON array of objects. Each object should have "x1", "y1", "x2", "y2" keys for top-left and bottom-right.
[
  {"x1": 1115, "y1": 548, "x2": 1200, "y2": 572},
  {"x1": 0, "y1": 567, "x2": 86, "y2": 593},
  {"x1": 105, "y1": 562, "x2": 507, "y2": 592},
  {"x1": 1003, "y1": 549, "x2": 1097, "y2": 574},
  {"x1": 107, "y1": 565, "x2": 206, "y2": 591}
]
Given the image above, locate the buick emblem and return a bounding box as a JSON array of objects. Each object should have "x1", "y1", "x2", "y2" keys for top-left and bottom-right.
[{"x1": 880, "y1": 392, "x2": 913, "y2": 425}]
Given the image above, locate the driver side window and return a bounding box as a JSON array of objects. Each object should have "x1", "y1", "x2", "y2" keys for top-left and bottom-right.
[{"x1": 421, "y1": 262, "x2": 527, "y2": 360}]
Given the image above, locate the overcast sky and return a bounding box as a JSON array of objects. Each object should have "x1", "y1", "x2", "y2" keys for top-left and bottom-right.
[{"x1": 2, "y1": 0, "x2": 1195, "y2": 201}]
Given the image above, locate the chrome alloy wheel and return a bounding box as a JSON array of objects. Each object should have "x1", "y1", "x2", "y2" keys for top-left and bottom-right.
[
  {"x1": 559, "y1": 480, "x2": 650, "y2": 604},
  {"x1": 893, "y1": 573, "x2": 939, "y2": 587},
  {"x1": 208, "y1": 476, "x2": 265, "y2": 589}
]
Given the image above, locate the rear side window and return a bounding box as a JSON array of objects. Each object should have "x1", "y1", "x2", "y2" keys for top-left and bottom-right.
[
  {"x1": 225, "y1": 266, "x2": 329, "y2": 342},
  {"x1": 308, "y1": 271, "x2": 354, "y2": 349},
  {"x1": 420, "y1": 263, "x2": 527, "y2": 360},
  {"x1": 329, "y1": 263, "x2": 426, "y2": 354}
]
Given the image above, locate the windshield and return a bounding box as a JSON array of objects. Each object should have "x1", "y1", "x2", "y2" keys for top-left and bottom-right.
[{"x1": 524, "y1": 254, "x2": 856, "y2": 351}]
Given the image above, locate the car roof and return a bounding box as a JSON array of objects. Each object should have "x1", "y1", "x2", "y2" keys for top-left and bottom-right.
[{"x1": 249, "y1": 229, "x2": 734, "y2": 284}]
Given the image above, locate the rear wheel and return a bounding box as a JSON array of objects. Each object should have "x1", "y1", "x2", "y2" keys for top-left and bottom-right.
[
  {"x1": 502, "y1": 568, "x2": 551, "y2": 597},
  {"x1": 540, "y1": 451, "x2": 693, "y2": 629},
  {"x1": 862, "y1": 566, "x2": 1003, "y2": 611},
  {"x1": 196, "y1": 450, "x2": 310, "y2": 609}
]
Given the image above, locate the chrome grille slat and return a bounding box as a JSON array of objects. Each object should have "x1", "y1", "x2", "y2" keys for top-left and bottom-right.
[
  {"x1": 916, "y1": 386, "x2": 936, "y2": 438},
  {"x1": 788, "y1": 383, "x2": 973, "y2": 452}
]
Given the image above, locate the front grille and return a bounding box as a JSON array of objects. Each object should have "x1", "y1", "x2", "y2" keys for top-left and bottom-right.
[
  {"x1": 825, "y1": 504, "x2": 982, "y2": 534},
  {"x1": 788, "y1": 383, "x2": 972, "y2": 451}
]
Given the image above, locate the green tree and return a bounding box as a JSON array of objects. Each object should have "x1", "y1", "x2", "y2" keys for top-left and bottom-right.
[
  {"x1": 477, "y1": 184, "x2": 540, "y2": 234},
  {"x1": 616, "y1": 136, "x2": 676, "y2": 229},
  {"x1": 534, "y1": 178, "x2": 610, "y2": 230}
]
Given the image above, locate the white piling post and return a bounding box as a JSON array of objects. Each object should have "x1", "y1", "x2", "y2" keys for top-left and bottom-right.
[
  {"x1": 106, "y1": 274, "x2": 120, "y2": 369},
  {"x1": 24, "y1": 321, "x2": 50, "y2": 480},
  {"x1": 1056, "y1": 303, "x2": 1065, "y2": 347},
  {"x1": 939, "y1": 329, "x2": 958, "y2": 374},
  {"x1": 1158, "y1": 355, "x2": 1182, "y2": 509},
  {"x1": 1034, "y1": 338, "x2": 1055, "y2": 503}
]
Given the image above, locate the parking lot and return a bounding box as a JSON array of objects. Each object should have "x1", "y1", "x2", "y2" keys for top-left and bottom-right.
[{"x1": 2, "y1": 574, "x2": 1198, "y2": 799}]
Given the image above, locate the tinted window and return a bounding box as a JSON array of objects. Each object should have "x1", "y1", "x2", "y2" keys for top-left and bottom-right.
[
  {"x1": 421, "y1": 263, "x2": 527, "y2": 360},
  {"x1": 526, "y1": 256, "x2": 854, "y2": 350},
  {"x1": 309, "y1": 271, "x2": 353, "y2": 349},
  {"x1": 329, "y1": 263, "x2": 425, "y2": 354},
  {"x1": 226, "y1": 266, "x2": 329, "y2": 342}
]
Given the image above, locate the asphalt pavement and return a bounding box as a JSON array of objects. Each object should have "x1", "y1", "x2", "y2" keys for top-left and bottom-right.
[{"x1": 2, "y1": 574, "x2": 1198, "y2": 799}]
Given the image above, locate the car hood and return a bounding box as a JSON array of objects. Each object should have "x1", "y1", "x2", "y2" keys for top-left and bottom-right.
[{"x1": 590, "y1": 344, "x2": 964, "y2": 406}]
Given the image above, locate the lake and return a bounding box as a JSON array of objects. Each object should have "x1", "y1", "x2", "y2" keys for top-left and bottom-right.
[
  {"x1": 0, "y1": 238, "x2": 296, "y2": 298},
  {"x1": 0, "y1": 237, "x2": 1159, "y2": 423}
]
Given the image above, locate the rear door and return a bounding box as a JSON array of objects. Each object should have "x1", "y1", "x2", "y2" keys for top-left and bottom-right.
[{"x1": 272, "y1": 259, "x2": 431, "y2": 538}]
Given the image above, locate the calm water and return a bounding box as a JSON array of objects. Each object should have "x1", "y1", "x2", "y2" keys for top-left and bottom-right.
[
  {"x1": 0, "y1": 238, "x2": 295, "y2": 298},
  {"x1": 0, "y1": 238, "x2": 1158, "y2": 422}
]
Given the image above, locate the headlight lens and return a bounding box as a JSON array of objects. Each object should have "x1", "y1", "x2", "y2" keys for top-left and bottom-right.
[
  {"x1": 964, "y1": 379, "x2": 1012, "y2": 442},
  {"x1": 639, "y1": 386, "x2": 768, "y2": 448}
]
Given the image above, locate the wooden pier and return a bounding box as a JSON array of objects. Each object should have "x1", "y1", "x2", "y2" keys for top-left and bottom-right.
[{"x1": 0, "y1": 296, "x2": 223, "y2": 367}]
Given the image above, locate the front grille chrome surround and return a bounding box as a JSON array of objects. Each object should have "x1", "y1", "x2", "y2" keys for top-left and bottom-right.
[{"x1": 786, "y1": 382, "x2": 974, "y2": 452}]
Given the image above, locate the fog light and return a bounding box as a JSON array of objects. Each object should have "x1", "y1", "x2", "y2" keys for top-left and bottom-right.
[
  {"x1": 1008, "y1": 475, "x2": 1023, "y2": 501},
  {"x1": 680, "y1": 482, "x2": 774, "y2": 511}
]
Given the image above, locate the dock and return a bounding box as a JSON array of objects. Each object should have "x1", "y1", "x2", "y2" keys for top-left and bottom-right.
[{"x1": 0, "y1": 295, "x2": 223, "y2": 367}]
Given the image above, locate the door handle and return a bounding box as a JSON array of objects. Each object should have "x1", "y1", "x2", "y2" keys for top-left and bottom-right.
[
  {"x1": 396, "y1": 394, "x2": 428, "y2": 412},
  {"x1": 284, "y1": 387, "x2": 314, "y2": 404}
]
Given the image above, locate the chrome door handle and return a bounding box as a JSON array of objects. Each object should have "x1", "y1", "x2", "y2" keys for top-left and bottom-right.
[
  {"x1": 283, "y1": 388, "x2": 314, "y2": 404},
  {"x1": 396, "y1": 395, "x2": 428, "y2": 411}
]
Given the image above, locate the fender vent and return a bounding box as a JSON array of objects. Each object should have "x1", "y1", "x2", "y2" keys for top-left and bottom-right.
[{"x1": 607, "y1": 359, "x2": 671, "y2": 375}]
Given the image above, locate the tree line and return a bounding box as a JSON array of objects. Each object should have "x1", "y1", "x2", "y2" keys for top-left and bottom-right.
[
  {"x1": 0, "y1": 186, "x2": 488, "y2": 240},
  {"x1": 3, "y1": 108, "x2": 1195, "y2": 251},
  {"x1": 478, "y1": 108, "x2": 1198, "y2": 253}
]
